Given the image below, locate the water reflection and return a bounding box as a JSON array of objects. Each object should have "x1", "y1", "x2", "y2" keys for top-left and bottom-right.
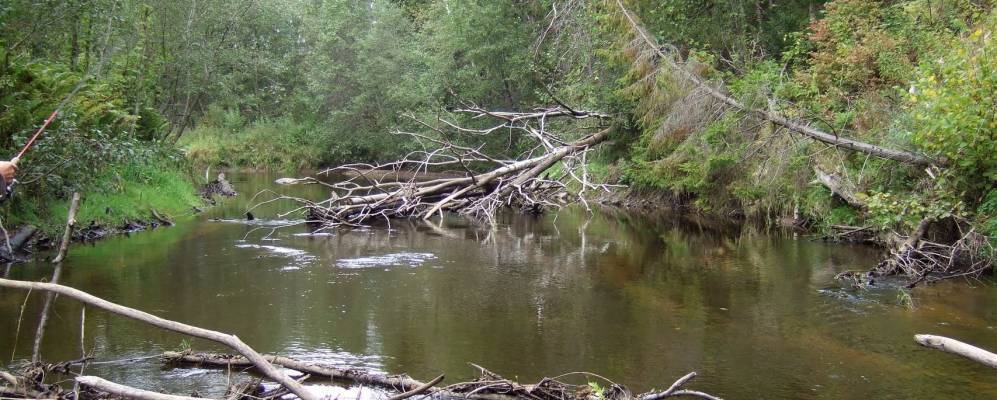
[{"x1": 0, "y1": 171, "x2": 995, "y2": 399}]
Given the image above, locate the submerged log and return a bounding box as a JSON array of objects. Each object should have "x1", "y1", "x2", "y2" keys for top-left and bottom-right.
[
  {"x1": 915, "y1": 334, "x2": 997, "y2": 369},
  {"x1": 163, "y1": 351, "x2": 430, "y2": 393},
  {"x1": 165, "y1": 351, "x2": 722, "y2": 400}
]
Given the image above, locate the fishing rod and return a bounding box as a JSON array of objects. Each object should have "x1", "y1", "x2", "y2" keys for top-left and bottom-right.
[
  {"x1": 0, "y1": 4, "x2": 117, "y2": 204},
  {"x1": 0, "y1": 72, "x2": 94, "y2": 203}
]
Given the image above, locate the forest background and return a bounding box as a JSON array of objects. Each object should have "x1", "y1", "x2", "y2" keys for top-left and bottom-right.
[{"x1": 0, "y1": 0, "x2": 993, "y2": 244}]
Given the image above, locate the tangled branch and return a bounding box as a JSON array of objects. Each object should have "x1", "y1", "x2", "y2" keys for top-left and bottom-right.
[{"x1": 276, "y1": 106, "x2": 618, "y2": 230}]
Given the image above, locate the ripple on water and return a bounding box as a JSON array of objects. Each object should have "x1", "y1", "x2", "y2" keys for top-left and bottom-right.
[
  {"x1": 335, "y1": 252, "x2": 436, "y2": 269},
  {"x1": 234, "y1": 243, "x2": 316, "y2": 270}
]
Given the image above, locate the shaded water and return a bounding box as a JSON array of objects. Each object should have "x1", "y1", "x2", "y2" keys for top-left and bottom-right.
[{"x1": 2, "y1": 171, "x2": 996, "y2": 399}]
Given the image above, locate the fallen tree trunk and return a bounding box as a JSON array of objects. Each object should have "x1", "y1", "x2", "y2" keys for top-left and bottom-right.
[
  {"x1": 0, "y1": 278, "x2": 318, "y2": 400},
  {"x1": 8, "y1": 225, "x2": 37, "y2": 252},
  {"x1": 271, "y1": 106, "x2": 617, "y2": 229},
  {"x1": 165, "y1": 351, "x2": 722, "y2": 400},
  {"x1": 611, "y1": 0, "x2": 937, "y2": 166},
  {"x1": 76, "y1": 376, "x2": 208, "y2": 400},
  {"x1": 914, "y1": 334, "x2": 997, "y2": 369},
  {"x1": 163, "y1": 351, "x2": 430, "y2": 393},
  {"x1": 813, "y1": 166, "x2": 865, "y2": 208}
]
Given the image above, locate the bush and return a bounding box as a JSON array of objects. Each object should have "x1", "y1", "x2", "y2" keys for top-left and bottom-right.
[{"x1": 909, "y1": 12, "x2": 996, "y2": 195}]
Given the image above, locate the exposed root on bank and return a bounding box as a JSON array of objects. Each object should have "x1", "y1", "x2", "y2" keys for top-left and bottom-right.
[
  {"x1": 258, "y1": 106, "x2": 619, "y2": 230},
  {"x1": 872, "y1": 218, "x2": 994, "y2": 288}
]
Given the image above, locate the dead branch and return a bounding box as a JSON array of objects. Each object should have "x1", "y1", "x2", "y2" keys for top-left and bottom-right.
[
  {"x1": 165, "y1": 351, "x2": 722, "y2": 400},
  {"x1": 31, "y1": 263, "x2": 65, "y2": 363},
  {"x1": 387, "y1": 374, "x2": 445, "y2": 400},
  {"x1": 914, "y1": 334, "x2": 997, "y2": 369},
  {"x1": 610, "y1": 0, "x2": 937, "y2": 166},
  {"x1": 76, "y1": 376, "x2": 209, "y2": 400},
  {"x1": 813, "y1": 166, "x2": 864, "y2": 208},
  {"x1": 163, "y1": 351, "x2": 430, "y2": 393},
  {"x1": 274, "y1": 105, "x2": 617, "y2": 230},
  {"x1": 52, "y1": 192, "x2": 81, "y2": 264},
  {"x1": 868, "y1": 217, "x2": 994, "y2": 287},
  {"x1": 0, "y1": 278, "x2": 319, "y2": 400}
]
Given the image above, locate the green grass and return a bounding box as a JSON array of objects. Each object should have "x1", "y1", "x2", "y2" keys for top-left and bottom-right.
[
  {"x1": 4, "y1": 160, "x2": 200, "y2": 235},
  {"x1": 181, "y1": 117, "x2": 324, "y2": 171}
]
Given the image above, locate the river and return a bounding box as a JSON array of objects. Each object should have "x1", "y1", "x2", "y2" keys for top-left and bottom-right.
[{"x1": 2, "y1": 171, "x2": 995, "y2": 399}]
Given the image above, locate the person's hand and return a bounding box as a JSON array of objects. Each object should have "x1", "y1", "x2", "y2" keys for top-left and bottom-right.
[{"x1": 0, "y1": 157, "x2": 18, "y2": 184}]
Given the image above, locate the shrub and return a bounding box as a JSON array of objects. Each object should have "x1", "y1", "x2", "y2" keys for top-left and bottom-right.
[{"x1": 909, "y1": 12, "x2": 996, "y2": 195}]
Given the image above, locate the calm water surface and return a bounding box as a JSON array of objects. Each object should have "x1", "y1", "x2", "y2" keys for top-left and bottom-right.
[{"x1": 1, "y1": 171, "x2": 995, "y2": 399}]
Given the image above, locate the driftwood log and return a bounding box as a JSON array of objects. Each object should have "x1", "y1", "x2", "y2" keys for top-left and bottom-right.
[
  {"x1": 0, "y1": 278, "x2": 318, "y2": 400},
  {"x1": 164, "y1": 351, "x2": 721, "y2": 400},
  {"x1": 915, "y1": 334, "x2": 997, "y2": 369},
  {"x1": 76, "y1": 376, "x2": 208, "y2": 400}
]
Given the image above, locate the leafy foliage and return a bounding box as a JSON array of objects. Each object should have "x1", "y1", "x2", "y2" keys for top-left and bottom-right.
[{"x1": 909, "y1": 12, "x2": 996, "y2": 194}]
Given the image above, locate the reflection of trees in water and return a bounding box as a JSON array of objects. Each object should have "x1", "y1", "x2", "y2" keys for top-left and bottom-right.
[{"x1": 0, "y1": 204, "x2": 897, "y2": 396}]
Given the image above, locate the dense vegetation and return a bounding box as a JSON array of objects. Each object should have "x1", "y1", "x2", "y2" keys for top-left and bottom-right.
[{"x1": 1, "y1": 0, "x2": 994, "y2": 242}]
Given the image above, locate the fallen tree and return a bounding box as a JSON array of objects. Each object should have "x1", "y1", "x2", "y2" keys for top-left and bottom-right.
[
  {"x1": 163, "y1": 351, "x2": 721, "y2": 400},
  {"x1": 0, "y1": 278, "x2": 317, "y2": 400},
  {"x1": 915, "y1": 334, "x2": 997, "y2": 369},
  {"x1": 265, "y1": 106, "x2": 619, "y2": 229},
  {"x1": 607, "y1": 0, "x2": 938, "y2": 166},
  {"x1": 0, "y1": 277, "x2": 722, "y2": 400}
]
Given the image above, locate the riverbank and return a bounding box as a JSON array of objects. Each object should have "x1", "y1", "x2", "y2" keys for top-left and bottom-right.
[
  {"x1": 3, "y1": 172, "x2": 995, "y2": 399},
  {"x1": 0, "y1": 158, "x2": 202, "y2": 261}
]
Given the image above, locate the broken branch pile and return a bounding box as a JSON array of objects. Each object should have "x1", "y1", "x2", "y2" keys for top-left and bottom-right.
[
  {"x1": 277, "y1": 106, "x2": 617, "y2": 229},
  {"x1": 163, "y1": 351, "x2": 722, "y2": 400}
]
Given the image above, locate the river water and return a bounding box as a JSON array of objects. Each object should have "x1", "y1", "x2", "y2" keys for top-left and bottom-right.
[{"x1": 1, "y1": 171, "x2": 995, "y2": 399}]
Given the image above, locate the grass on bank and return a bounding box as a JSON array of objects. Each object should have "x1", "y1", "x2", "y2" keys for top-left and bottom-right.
[
  {"x1": 3, "y1": 159, "x2": 201, "y2": 235},
  {"x1": 181, "y1": 116, "x2": 324, "y2": 172}
]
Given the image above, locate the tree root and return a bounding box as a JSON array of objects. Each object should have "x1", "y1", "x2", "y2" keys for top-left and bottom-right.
[{"x1": 872, "y1": 218, "x2": 994, "y2": 288}]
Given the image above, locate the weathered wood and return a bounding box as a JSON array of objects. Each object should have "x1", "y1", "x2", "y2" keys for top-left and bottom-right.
[
  {"x1": 387, "y1": 374, "x2": 445, "y2": 400},
  {"x1": 915, "y1": 334, "x2": 997, "y2": 369},
  {"x1": 1, "y1": 370, "x2": 55, "y2": 399},
  {"x1": 0, "y1": 279, "x2": 318, "y2": 400},
  {"x1": 8, "y1": 225, "x2": 37, "y2": 251},
  {"x1": 613, "y1": 0, "x2": 937, "y2": 166},
  {"x1": 31, "y1": 263, "x2": 64, "y2": 362},
  {"x1": 163, "y1": 351, "x2": 429, "y2": 393},
  {"x1": 76, "y1": 376, "x2": 209, "y2": 400},
  {"x1": 52, "y1": 192, "x2": 81, "y2": 263},
  {"x1": 166, "y1": 351, "x2": 723, "y2": 400},
  {"x1": 814, "y1": 166, "x2": 865, "y2": 208},
  {"x1": 151, "y1": 209, "x2": 174, "y2": 226}
]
